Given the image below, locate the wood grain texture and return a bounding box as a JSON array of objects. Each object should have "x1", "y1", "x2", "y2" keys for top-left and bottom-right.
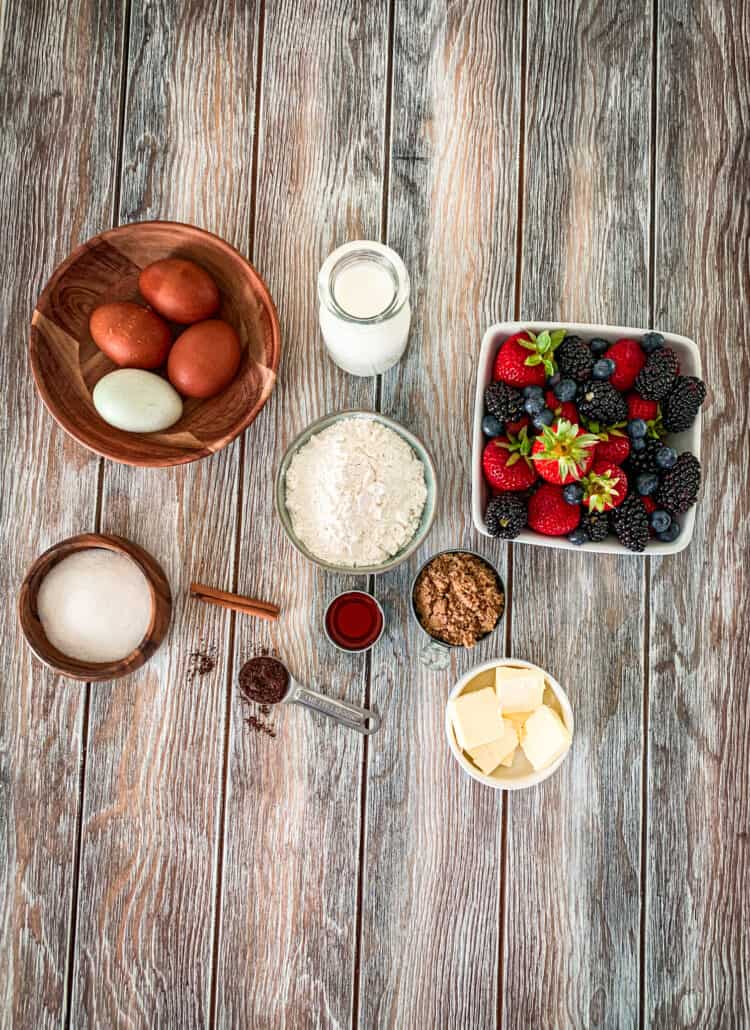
[
  {"x1": 504, "y1": 2, "x2": 652, "y2": 1026},
  {"x1": 67, "y1": 2, "x2": 260, "y2": 1026},
  {"x1": 646, "y1": 1, "x2": 750, "y2": 1024},
  {"x1": 359, "y1": 3, "x2": 522, "y2": 1026},
  {"x1": 214, "y1": 1, "x2": 388, "y2": 1025},
  {"x1": 30, "y1": 223, "x2": 280, "y2": 467},
  {"x1": 0, "y1": 2, "x2": 125, "y2": 1027}
]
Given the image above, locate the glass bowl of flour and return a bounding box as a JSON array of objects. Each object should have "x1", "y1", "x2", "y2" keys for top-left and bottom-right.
[{"x1": 276, "y1": 411, "x2": 438, "y2": 575}]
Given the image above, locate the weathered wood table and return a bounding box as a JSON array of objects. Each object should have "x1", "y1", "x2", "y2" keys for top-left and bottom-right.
[{"x1": 2, "y1": 2, "x2": 748, "y2": 1027}]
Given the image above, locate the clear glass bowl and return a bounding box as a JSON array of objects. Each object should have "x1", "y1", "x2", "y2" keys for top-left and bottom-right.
[{"x1": 275, "y1": 410, "x2": 438, "y2": 575}]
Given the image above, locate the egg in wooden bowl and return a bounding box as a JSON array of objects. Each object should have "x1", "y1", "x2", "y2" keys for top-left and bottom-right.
[{"x1": 29, "y1": 221, "x2": 281, "y2": 467}]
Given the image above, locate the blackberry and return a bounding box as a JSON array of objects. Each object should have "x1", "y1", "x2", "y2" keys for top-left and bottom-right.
[
  {"x1": 485, "y1": 381, "x2": 524, "y2": 423},
  {"x1": 581, "y1": 509, "x2": 610, "y2": 542},
  {"x1": 611, "y1": 494, "x2": 649, "y2": 552},
  {"x1": 485, "y1": 494, "x2": 527, "y2": 539},
  {"x1": 661, "y1": 376, "x2": 707, "y2": 432},
  {"x1": 624, "y1": 436, "x2": 662, "y2": 475},
  {"x1": 655, "y1": 452, "x2": 701, "y2": 515},
  {"x1": 634, "y1": 348, "x2": 679, "y2": 400},
  {"x1": 577, "y1": 381, "x2": 628, "y2": 425},
  {"x1": 556, "y1": 335, "x2": 593, "y2": 383}
]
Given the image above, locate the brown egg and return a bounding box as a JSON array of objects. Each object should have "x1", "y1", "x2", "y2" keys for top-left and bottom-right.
[
  {"x1": 89, "y1": 302, "x2": 172, "y2": 369},
  {"x1": 167, "y1": 320, "x2": 241, "y2": 399},
  {"x1": 138, "y1": 258, "x2": 220, "y2": 324}
]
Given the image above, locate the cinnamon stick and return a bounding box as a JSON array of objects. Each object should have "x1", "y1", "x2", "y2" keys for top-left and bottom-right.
[{"x1": 190, "y1": 582, "x2": 280, "y2": 621}]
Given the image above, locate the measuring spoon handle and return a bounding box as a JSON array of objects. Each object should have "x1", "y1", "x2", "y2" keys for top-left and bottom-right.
[{"x1": 289, "y1": 684, "x2": 381, "y2": 735}]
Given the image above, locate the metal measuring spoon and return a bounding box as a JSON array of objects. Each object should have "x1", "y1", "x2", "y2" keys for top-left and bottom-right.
[{"x1": 238, "y1": 656, "x2": 381, "y2": 735}]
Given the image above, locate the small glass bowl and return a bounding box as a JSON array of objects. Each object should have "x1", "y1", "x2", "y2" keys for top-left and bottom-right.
[{"x1": 275, "y1": 410, "x2": 438, "y2": 576}]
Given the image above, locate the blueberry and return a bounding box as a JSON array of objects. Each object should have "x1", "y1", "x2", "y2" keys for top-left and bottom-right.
[
  {"x1": 532, "y1": 409, "x2": 554, "y2": 429},
  {"x1": 590, "y1": 337, "x2": 609, "y2": 357},
  {"x1": 482, "y1": 414, "x2": 505, "y2": 438},
  {"x1": 650, "y1": 509, "x2": 671, "y2": 534},
  {"x1": 592, "y1": 357, "x2": 616, "y2": 381},
  {"x1": 553, "y1": 378, "x2": 577, "y2": 402},
  {"x1": 657, "y1": 521, "x2": 681, "y2": 543},
  {"x1": 546, "y1": 372, "x2": 561, "y2": 388},
  {"x1": 524, "y1": 395, "x2": 546, "y2": 416},
  {"x1": 641, "y1": 331, "x2": 665, "y2": 354},
  {"x1": 627, "y1": 418, "x2": 648, "y2": 439},
  {"x1": 631, "y1": 437, "x2": 646, "y2": 452},
  {"x1": 637, "y1": 472, "x2": 659, "y2": 496},
  {"x1": 563, "y1": 483, "x2": 584, "y2": 505},
  {"x1": 568, "y1": 527, "x2": 587, "y2": 546},
  {"x1": 656, "y1": 445, "x2": 678, "y2": 470},
  {"x1": 523, "y1": 385, "x2": 545, "y2": 399}
]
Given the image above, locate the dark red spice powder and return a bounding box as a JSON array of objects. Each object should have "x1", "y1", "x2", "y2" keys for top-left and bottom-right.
[
  {"x1": 238, "y1": 657, "x2": 289, "y2": 737},
  {"x1": 187, "y1": 641, "x2": 217, "y2": 683}
]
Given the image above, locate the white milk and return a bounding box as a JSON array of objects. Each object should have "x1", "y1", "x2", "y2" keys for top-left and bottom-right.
[{"x1": 318, "y1": 241, "x2": 411, "y2": 376}]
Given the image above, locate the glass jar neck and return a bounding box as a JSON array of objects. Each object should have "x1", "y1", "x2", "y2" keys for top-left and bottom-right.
[{"x1": 318, "y1": 241, "x2": 410, "y2": 325}]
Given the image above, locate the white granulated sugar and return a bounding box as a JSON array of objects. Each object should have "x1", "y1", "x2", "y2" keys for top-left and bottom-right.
[
  {"x1": 285, "y1": 417, "x2": 428, "y2": 566},
  {"x1": 37, "y1": 548, "x2": 153, "y2": 662}
]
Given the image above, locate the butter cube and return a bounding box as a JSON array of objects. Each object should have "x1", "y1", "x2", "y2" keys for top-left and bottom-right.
[
  {"x1": 468, "y1": 720, "x2": 518, "y2": 775},
  {"x1": 506, "y1": 710, "x2": 534, "y2": 734},
  {"x1": 495, "y1": 666, "x2": 545, "y2": 714},
  {"x1": 520, "y1": 704, "x2": 571, "y2": 771},
  {"x1": 448, "y1": 687, "x2": 503, "y2": 751},
  {"x1": 500, "y1": 749, "x2": 515, "y2": 768}
]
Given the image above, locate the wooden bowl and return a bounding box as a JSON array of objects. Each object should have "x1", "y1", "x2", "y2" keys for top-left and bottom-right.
[
  {"x1": 29, "y1": 221, "x2": 281, "y2": 466},
  {"x1": 18, "y1": 533, "x2": 172, "y2": 681}
]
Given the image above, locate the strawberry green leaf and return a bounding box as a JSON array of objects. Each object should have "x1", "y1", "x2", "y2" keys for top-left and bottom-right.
[{"x1": 525, "y1": 354, "x2": 542, "y2": 366}]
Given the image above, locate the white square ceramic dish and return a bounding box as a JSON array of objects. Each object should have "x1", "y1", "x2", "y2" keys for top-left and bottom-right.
[{"x1": 471, "y1": 322, "x2": 702, "y2": 555}]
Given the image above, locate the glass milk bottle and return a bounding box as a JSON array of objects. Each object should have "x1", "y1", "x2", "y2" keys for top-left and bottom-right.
[{"x1": 318, "y1": 241, "x2": 411, "y2": 376}]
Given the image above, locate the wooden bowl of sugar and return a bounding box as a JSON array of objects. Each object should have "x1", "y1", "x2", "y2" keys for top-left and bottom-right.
[{"x1": 18, "y1": 533, "x2": 171, "y2": 681}]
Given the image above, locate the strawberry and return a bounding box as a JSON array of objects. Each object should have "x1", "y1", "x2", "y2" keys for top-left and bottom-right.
[
  {"x1": 505, "y1": 414, "x2": 530, "y2": 436},
  {"x1": 493, "y1": 328, "x2": 565, "y2": 388},
  {"x1": 625, "y1": 393, "x2": 664, "y2": 438},
  {"x1": 482, "y1": 427, "x2": 537, "y2": 492},
  {"x1": 528, "y1": 483, "x2": 581, "y2": 536},
  {"x1": 530, "y1": 419, "x2": 599, "y2": 485},
  {"x1": 545, "y1": 390, "x2": 579, "y2": 424},
  {"x1": 607, "y1": 338, "x2": 646, "y2": 391},
  {"x1": 594, "y1": 426, "x2": 630, "y2": 464},
  {"x1": 581, "y1": 460, "x2": 628, "y2": 513},
  {"x1": 626, "y1": 392, "x2": 658, "y2": 422}
]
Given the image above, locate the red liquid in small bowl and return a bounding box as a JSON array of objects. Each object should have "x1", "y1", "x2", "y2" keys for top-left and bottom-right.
[{"x1": 325, "y1": 592, "x2": 384, "y2": 651}]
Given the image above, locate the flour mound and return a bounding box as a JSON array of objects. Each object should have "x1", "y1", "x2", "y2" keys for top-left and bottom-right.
[{"x1": 285, "y1": 417, "x2": 428, "y2": 566}]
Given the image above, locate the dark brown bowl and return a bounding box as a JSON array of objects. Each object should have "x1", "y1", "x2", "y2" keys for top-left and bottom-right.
[
  {"x1": 29, "y1": 221, "x2": 281, "y2": 467},
  {"x1": 18, "y1": 533, "x2": 172, "y2": 681}
]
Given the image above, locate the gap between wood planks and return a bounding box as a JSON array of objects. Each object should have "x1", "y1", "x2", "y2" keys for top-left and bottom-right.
[
  {"x1": 639, "y1": 0, "x2": 659, "y2": 1025},
  {"x1": 207, "y1": 2, "x2": 267, "y2": 1028},
  {"x1": 61, "y1": 0, "x2": 133, "y2": 1026},
  {"x1": 350, "y1": 0, "x2": 396, "y2": 1026}
]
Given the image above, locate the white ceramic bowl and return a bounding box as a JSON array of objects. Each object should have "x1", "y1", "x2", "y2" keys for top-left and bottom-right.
[
  {"x1": 471, "y1": 321, "x2": 702, "y2": 555},
  {"x1": 445, "y1": 658, "x2": 574, "y2": 790}
]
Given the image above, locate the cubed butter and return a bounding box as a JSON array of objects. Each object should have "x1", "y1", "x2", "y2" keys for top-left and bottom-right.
[
  {"x1": 468, "y1": 719, "x2": 518, "y2": 775},
  {"x1": 520, "y1": 704, "x2": 571, "y2": 771},
  {"x1": 506, "y1": 710, "x2": 534, "y2": 734},
  {"x1": 495, "y1": 665, "x2": 545, "y2": 714},
  {"x1": 448, "y1": 687, "x2": 503, "y2": 751},
  {"x1": 500, "y1": 749, "x2": 515, "y2": 768}
]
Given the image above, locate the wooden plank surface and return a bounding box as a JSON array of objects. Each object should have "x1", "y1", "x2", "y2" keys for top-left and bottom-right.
[
  {"x1": 67, "y1": 3, "x2": 260, "y2": 1026},
  {"x1": 2, "y1": 0, "x2": 749, "y2": 1027},
  {"x1": 646, "y1": 1, "x2": 750, "y2": 1025},
  {"x1": 359, "y1": 2, "x2": 522, "y2": 1026},
  {"x1": 0, "y1": 3, "x2": 125, "y2": 1027},
  {"x1": 214, "y1": 2, "x2": 387, "y2": 1026},
  {"x1": 504, "y1": 2, "x2": 652, "y2": 1026}
]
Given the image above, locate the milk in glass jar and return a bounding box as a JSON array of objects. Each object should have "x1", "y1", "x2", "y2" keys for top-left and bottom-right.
[{"x1": 318, "y1": 241, "x2": 411, "y2": 376}]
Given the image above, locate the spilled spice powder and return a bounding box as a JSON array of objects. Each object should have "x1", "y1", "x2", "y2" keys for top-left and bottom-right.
[{"x1": 187, "y1": 640, "x2": 217, "y2": 682}]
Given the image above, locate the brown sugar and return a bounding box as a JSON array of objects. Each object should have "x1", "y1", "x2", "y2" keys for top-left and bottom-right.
[{"x1": 414, "y1": 552, "x2": 504, "y2": 647}]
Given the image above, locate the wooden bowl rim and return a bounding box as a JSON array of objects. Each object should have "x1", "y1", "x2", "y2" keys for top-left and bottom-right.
[
  {"x1": 18, "y1": 533, "x2": 172, "y2": 681},
  {"x1": 29, "y1": 220, "x2": 282, "y2": 468}
]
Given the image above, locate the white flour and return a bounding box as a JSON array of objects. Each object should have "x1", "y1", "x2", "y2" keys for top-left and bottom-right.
[{"x1": 285, "y1": 417, "x2": 427, "y2": 566}]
